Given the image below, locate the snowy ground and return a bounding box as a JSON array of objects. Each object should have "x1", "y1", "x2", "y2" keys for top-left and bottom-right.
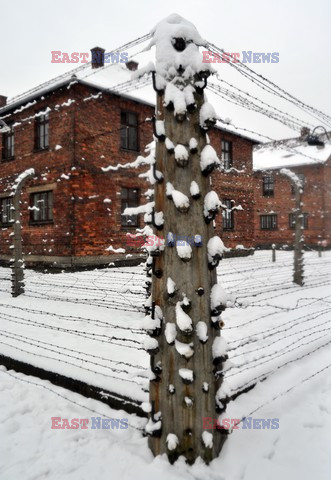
[{"x1": 0, "y1": 250, "x2": 330, "y2": 479}]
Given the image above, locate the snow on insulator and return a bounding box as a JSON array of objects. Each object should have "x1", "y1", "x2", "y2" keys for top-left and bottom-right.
[
  {"x1": 168, "y1": 384, "x2": 175, "y2": 394},
  {"x1": 216, "y1": 380, "x2": 231, "y2": 401},
  {"x1": 194, "y1": 234, "x2": 202, "y2": 247},
  {"x1": 181, "y1": 294, "x2": 191, "y2": 308},
  {"x1": 174, "y1": 144, "x2": 189, "y2": 167},
  {"x1": 207, "y1": 236, "x2": 226, "y2": 267},
  {"x1": 165, "y1": 137, "x2": 175, "y2": 153},
  {"x1": 166, "y1": 433, "x2": 179, "y2": 451},
  {"x1": 202, "y1": 382, "x2": 209, "y2": 393},
  {"x1": 144, "y1": 337, "x2": 159, "y2": 353},
  {"x1": 212, "y1": 336, "x2": 228, "y2": 359},
  {"x1": 175, "y1": 340, "x2": 194, "y2": 358},
  {"x1": 149, "y1": 13, "x2": 212, "y2": 80},
  {"x1": 176, "y1": 241, "x2": 192, "y2": 261},
  {"x1": 210, "y1": 284, "x2": 234, "y2": 315},
  {"x1": 202, "y1": 431, "x2": 213, "y2": 449},
  {"x1": 166, "y1": 232, "x2": 175, "y2": 247},
  {"x1": 190, "y1": 180, "x2": 200, "y2": 199},
  {"x1": 179, "y1": 368, "x2": 194, "y2": 384},
  {"x1": 183, "y1": 85, "x2": 196, "y2": 109},
  {"x1": 184, "y1": 396, "x2": 193, "y2": 407},
  {"x1": 141, "y1": 402, "x2": 152, "y2": 413},
  {"x1": 175, "y1": 302, "x2": 193, "y2": 333},
  {"x1": 145, "y1": 417, "x2": 162, "y2": 435},
  {"x1": 200, "y1": 145, "x2": 220, "y2": 175},
  {"x1": 196, "y1": 321, "x2": 208, "y2": 343},
  {"x1": 200, "y1": 102, "x2": 217, "y2": 129},
  {"x1": 167, "y1": 277, "x2": 177, "y2": 296},
  {"x1": 189, "y1": 137, "x2": 198, "y2": 153},
  {"x1": 155, "y1": 120, "x2": 166, "y2": 139},
  {"x1": 171, "y1": 190, "x2": 190, "y2": 213},
  {"x1": 165, "y1": 323, "x2": 177, "y2": 344},
  {"x1": 143, "y1": 315, "x2": 161, "y2": 333},
  {"x1": 166, "y1": 181, "x2": 175, "y2": 199},
  {"x1": 164, "y1": 83, "x2": 186, "y2": 117},
  {"x1": 154, "y1": 211, "x2": 164, "y2": 227},
  {"x1": 146, "y1": 240, "x2": 165, "y2": 257},
  {"x1": 204, "y1": 191, "x2": 221, "y2": 221},
  {"x1": 154, "y1": 305, "x2": 164, "y2": 320}
]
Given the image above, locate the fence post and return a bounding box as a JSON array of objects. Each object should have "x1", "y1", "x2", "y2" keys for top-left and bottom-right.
[
  {"x1": 145, "y1": 15, "x2": 228, "y2": 465},
  {"x1": 10, "y1": 169, "x2": 35, "y2": 297},
  {"x1": 272, "y1": 243, "x2": 276, "y2": 262}
]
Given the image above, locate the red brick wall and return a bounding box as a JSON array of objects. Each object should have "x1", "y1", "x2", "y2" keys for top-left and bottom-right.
[
  {"x1": 210, "y1": 129, "x2": 255, "y2": 249},
  {"x1": 253, "y1": 163, "x2": 330, "y2": 248},
  {"x1": 0, "y1": 82, "x2": 256, "y2": 265}
]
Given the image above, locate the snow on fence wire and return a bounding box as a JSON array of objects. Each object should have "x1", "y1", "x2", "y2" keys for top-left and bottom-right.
[{"x1": 0, "y1": 250, "x2": 330, "y2": 416}]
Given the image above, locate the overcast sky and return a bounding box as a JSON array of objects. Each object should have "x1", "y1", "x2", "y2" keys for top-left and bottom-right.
[{"x1": 1, "y1": 0, "x2": 330, "y2": 139}]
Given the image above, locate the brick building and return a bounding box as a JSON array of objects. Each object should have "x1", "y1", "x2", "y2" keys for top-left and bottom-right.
[
  {"x1": 0, "y1": 52, "x2": 257, "y2": 268},
  {"x1": 253, "y1": 131, "x2": 331, "y2": 248}
]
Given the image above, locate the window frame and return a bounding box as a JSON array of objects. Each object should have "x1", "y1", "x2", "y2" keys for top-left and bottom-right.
[
  {"x1": 35, "y1": 112, "x2": 49, "y2": 151},
  {"x1": 29, "y1": 190, "x2": 54, "y2": 225},
  {"x1": 221, "y1": 140, "x2": 233, "y2": 170},
  {"x1": 121, "y1": 187, "x2": 139, "y2": 228},
  {"x1": 289, "y1": 212, "x2": 308, "y2": 230},
  {"x1": 120, "y1": 110, "x2": 139, "y2": 152},
  {"x1": 222, "y1": 198, "x2": 234, "y2": 230},
  {"x1": 260, "y1": 214, "x2": 278, "y2": 230},
  {"x1": 2, "y1": 124, "x2": 15, "y2": 160},
  {"x1": 0, "y1": 197, "x2": 14, "y2": 226},
  {"x1": 262, "y1": 174, "x2": 274, "y2": 196}
]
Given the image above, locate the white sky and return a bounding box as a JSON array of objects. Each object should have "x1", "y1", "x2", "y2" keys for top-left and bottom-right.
[{"x1": 1, "y1": 0, "x2": 330, "y2": 140}]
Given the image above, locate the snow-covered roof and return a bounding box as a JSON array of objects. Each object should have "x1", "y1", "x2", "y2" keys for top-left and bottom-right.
[
  {"x1": 0, "y1": 57, "x2": 259, "y2": 145},
  {"x1": 253, "y1": 134, "x2": 331, "y2": 171},
  {"x1": 0, "y1": 59, "x2": 156, "y2": 116}
]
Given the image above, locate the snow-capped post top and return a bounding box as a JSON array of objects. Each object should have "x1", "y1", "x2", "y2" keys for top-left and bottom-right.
[{"x1": 149, "y1": 14, "x2": 211, "y2": 79}]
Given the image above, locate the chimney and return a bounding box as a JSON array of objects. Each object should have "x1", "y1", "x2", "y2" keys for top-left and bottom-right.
[
  {"x1": 91, "y1": 46, "x2": 105, "y2": 69},
  {"x1": 300, "y1": 127, "x2": 310, "y2": 139},
  {"x1": 126, "y1": 60, "x2": 138, "y2": 71},
  {"x1": 0, "y1": 95, "x2": 7, "y2": 108}
]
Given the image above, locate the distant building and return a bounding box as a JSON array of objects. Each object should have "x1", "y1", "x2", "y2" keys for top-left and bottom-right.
[
  {"x1": 253, "y1": 129, "x2": 331, "y2": 248},
  {"x1": 0, "y1": 49, "x2": 257, "y2": 268}
]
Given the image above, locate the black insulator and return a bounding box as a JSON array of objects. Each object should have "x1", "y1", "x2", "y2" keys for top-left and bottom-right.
[{"x1": 173, "y1": 37, "x2": 186, "y2": 52}]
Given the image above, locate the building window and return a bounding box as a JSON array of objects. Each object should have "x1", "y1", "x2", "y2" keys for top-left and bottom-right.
[
  {"x1": 289, "y1": 212, "x2": 308, "y2": 229},
  {"x1": 30, "y1": 191, "x2": 53, "y2": 223},
  {"x1": 262, "y1": 174, "x2": 274, "y2": 196},
  {"x1": 291, "y1": 173, "x2": 305, "y2": 194},
  {"x1": 260, "y1": 214, "x2": 278, "y2": 230},
  {"x1": 120, "y1": 111, "x2": 138, "y2": 151},
  {"x1": 2, "y1": 125, "x2": 14, "y2": 160},
  {"x1": 0, "y1": 197, "x2": 14, "y2": 225},
  {"x1": 222, "y1": 199, "x2": 234, "y2": 230},
  {"x1": 221, "y1": 140, "x2": 233, "y2": 170},
  {"x1": 121, "y1": 188, "x2": 139, "y2": 227},
  {"x1": 35, "y1": 112, "x2": 49, "y2": 150}
]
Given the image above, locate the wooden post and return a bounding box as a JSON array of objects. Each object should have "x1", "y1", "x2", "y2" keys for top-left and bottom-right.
[
  {"x1": 280, "y1": 169, "x2": 304, "y2": 286},
  {"x1": 10, "y1": 169, "x2": 35, "y2": 297},
  {"x1": 145, "y1": 15, "x2": 228, "y2": 465}
]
